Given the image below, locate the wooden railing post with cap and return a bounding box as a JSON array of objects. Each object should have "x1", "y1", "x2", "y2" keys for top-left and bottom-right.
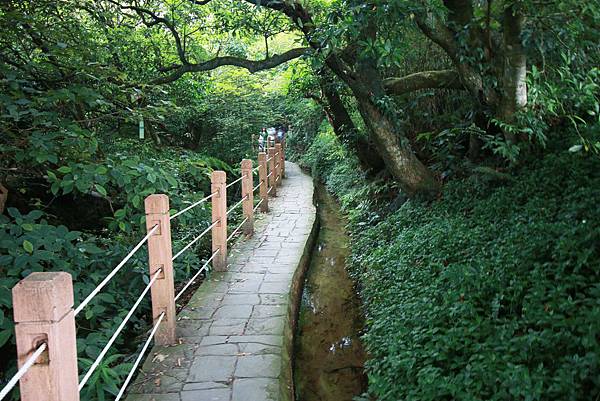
[
  {"x1": 258, "y1": 152, "x2": 269, "y2": 212},
  {"x1": 144, "y1": 194, "x2": 176, "y2": 345},
  {"x1": 275, "y1": 143, "x2": 282, "y2": 186},
  {"x1": 211, "y1": 171, "x2": 228, "y2": 271},
  {"x1": 12, "y1": 272, "x2": 79, "y2": 401},
  {"x1": 241, "y1": 159, "x2": 254, "y2": 235},
  {"x1": 268, "y1": 147, "x2": 277, "y2": 196}
]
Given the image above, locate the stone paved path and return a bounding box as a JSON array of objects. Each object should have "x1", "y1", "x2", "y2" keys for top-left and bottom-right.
[{"x1": 127, "y1": 162, "x2": 315, "y2": 401}]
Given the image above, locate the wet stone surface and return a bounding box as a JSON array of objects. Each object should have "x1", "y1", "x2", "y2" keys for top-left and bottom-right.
[{"x1": 126, "y1": 162, "x2": 315, "y2": 401}]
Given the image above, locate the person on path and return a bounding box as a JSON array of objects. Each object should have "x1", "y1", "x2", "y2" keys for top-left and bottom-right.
[
  {"x1": 276, "y1": 126, "x2": 284, "y2": 144},
  {"x1": 266, "y1": 127, "x2": 276, "y2": 148},
  {"x1": 258, "y1": 128, "x2": 266, "y2": 152}
]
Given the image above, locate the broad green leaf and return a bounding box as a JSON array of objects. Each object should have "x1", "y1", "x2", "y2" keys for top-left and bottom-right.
[
  {"x1": 23, "y1": 240, "x2": 34, "y2": 253},
  {"x1": 95, "y1": 184, "x2": 107, "y2": 196}
]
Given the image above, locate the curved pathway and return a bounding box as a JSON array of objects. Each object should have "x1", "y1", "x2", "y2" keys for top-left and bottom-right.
[{"x1": 127, "y1": 162, "x2": 315, "y2": 401}]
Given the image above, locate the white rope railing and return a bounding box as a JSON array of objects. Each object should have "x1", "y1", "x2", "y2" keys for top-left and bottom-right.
[
  {"x1": 3, "y1": 145, "x2": 288, "y2": 401},
  {"x1": 78, "y1": 268, "x2": 163, "y2": 391},
  {"x1": 172, "y1": 220, "x2": 219, "y2": 261},
  {"x1": 74, "y1": 224, "x2": 159, "y2": 317},
  {"x1": 113, "y1": 312, "x2": 165, "y2": 401},
  {"x1": 226, "y1": 195, "x2": 248, "y2": 216},
  {"x1": 0, "y1": 343, "x2": 47, "y2": 400},
  {"x1": 227, "y1": 217, "x2": 248, "y2": 242},
  {"x1": 276, "y1": 175, "x2": 281, "y2": 182},
  {"x1": 253, "y1": 198, "x2": 264, "y2": 213},
  {"x1": 174, "y1": 248, "x2": 220, "y2": 302},
  {"x1": 170, "y1": 192, "x2": 216, "y2": 221},
  {"x1": 225, "y1": 175, "x2": 244, "y2": 189}
]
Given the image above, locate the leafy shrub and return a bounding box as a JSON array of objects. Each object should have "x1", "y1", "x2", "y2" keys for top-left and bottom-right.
[
  {"x1": 0, "y1": 207, "x2": 151, "y2": 396},
  {"x1": 298, "y1": 126, "x2": 347, "y2": 181},
  {"x1": 0, "y1": 137, "x2": 242, "y2": 399},
  {"x1": 308, "y1": 129, "x2": 600, "y2": 400}
]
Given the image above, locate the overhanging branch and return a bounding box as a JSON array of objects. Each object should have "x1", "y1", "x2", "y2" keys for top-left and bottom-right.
[
  {"x1": 383, "y1": 70, "x2": 464, "y2": 95},
  {"x1": 151, "y1": 47, "x2": 310, "y2": 84}
]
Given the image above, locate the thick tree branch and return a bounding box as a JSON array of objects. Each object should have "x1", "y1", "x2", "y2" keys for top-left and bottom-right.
[
  {"x1": 383, "y1": 70, "x2": 464, "y2": 95},
  {"x1": 151, "y1": 47, "x2": 309, "y2": 84},
  {"x1": 109, "y1": 1, "x2": 188, "y2": 64},
  {"x1": 414, "y1": 16, "x2": 459, "y2": 62},
  {"x1": 234, "y1": 0, "x2": 361, "y2": 95}
]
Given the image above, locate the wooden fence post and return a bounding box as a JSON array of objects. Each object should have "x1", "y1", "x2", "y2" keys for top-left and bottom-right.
[
  {"x1": 268, "y1": 147, "x2": 277, "y2": 196},
  {"x1": 275, "y1": 143, "x2": 282, "y2": 186},
  {"x1": 12, "y1": 272, "x2": 79, "y2": 401},
  {"x1": 280, "y1": 142, "x2": 286, "y2": 179},
  {"x1": 258, "y1": 152, "x2": 269, "y2": 212},
  {"x1": 144, "y1": 194, "x2": 176, "y2": 345},
  {"x1": 241, "y1": 159, "x2": 254, "y2": 236},
  {"x1": 211, "y1": 171, "x2": 228, "y2": 271}
]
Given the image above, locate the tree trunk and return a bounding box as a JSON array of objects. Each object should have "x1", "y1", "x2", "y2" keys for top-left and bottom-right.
[
  {"x1": 498, "y1": 5, "x2": 527, "y2": 124},
  {"x1": 318, "y1": 76, "x2": 386, "y2": 172},
  {"x1": 356, "y1": 99, "x2": 440, "y2": 197}
]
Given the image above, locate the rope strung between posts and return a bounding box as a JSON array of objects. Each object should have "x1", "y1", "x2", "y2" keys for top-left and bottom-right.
[
  {"x1": 74, "y1": 224, "x2": 159, "y2": 317},
  {"x1": 253, "y1": 198, "x2": 264, "y2": 213},
  {"x1": 170, "y1": 192, "x2": 217, "y2": 221},
  {"x1": 252, "y1": 165, "x2": 260, "y2": 172},
  {"x1": 78, "y1": 268, "x2": 163, "y2": 391},
  {"x1": 226, "y1": 195, "x2": 248, "y2": 216},
  {"x1": 267, "y1": 172, "x2": 273, "y2": 178},
  {"x1": 225, "y1": 175, "x2": 244, "y2": 189},
  {"x1": 253, "y1": 181, "x2": 261, "y2": 192},
  {"x1": 0, "y1": 343, "x2": 48, "y2": 400},
  {"x1": 113, "y1": 311, "x2": 165, "y2": 401},
  {"x1": 275, "y1": 163, "x2": 280, "y2": 169},
  {"x1": 267, "y1": 186, "x2": 273, "y2": 194},
  {"x1": 174, "y1": 248, "x2": 221, "y2": 302},
  {"x1": 172, "y1": 220, "x2": 220, "y2": 261},
  {"x1": 276, "y1": 175, "x2": 281, "y2": 182},
  {"x1": 266, "y1": 156, "x2": 273, "y2": 162},
  {"x1": 227, "y1": 217, "x2": 248, "y2": 242}
]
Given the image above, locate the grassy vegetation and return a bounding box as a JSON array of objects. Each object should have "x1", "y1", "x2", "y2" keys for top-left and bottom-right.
[{"x1": 299, "y1": 129, "x2": 600, "y2": 400}]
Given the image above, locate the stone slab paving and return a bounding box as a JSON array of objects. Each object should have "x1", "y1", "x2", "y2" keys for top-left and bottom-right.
[{"x1": 127, "y1": 162, "x2": 315, "y2": 401}]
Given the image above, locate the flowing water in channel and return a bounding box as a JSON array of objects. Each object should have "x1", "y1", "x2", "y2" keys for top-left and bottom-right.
[{"x1": 294, "y1": 186, "x2": 367, "y2": 401}]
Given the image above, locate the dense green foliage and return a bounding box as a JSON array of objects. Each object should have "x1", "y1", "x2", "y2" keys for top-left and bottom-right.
[
  {"x1": 0, "y1": 142, "x2": 230, "y2": 399},
  {"x1": 0, "y1": 2, "x2": 307, "y2": 399},
  {"x1": 299, "y1": 131, "x2": 600, "y2": 400},
  {"x1": 2, "y1": 0, "x2": 599, "y2": 399}
]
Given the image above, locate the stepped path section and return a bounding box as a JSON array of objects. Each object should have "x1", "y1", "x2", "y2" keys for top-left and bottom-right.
[{"x1": 127, "y1": 162, "x2": 315, "y2": 401}]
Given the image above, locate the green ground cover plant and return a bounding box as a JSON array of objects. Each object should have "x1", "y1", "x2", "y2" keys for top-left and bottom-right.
[{"x1": 300, "y1": 131, "x2": 600, "y2": 401}]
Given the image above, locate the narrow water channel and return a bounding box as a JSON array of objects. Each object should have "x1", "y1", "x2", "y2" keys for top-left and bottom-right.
[{"x1": 294, "y1": 185, "x2": 367, "y2": 401}]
